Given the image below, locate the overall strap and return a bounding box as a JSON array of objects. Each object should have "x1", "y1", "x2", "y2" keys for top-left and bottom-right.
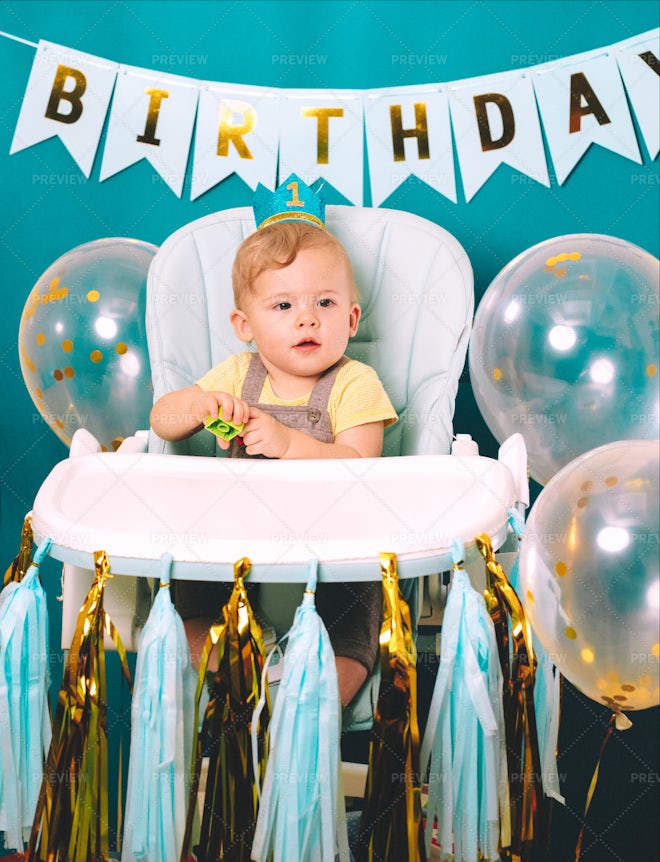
[
  {"x1": 241, "y1": 352, "x2": 269, "y2": 403},
  {"x1": 240, "y1": 352, "x2": 349, "y2": 411},
  {"x1": 305, "y1": 355, "x2": 349, "y2": 421}
]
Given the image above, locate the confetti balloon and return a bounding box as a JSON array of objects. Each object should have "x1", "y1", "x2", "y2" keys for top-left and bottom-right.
[
  {"x1": 519, "y1": 440, "x2": 660, "y2": 715},
  {"x1": 18, "y1": 238, "x2": 157, "y2": 450},
  {"x1": 469, "y1": 235, "x2": 659, "y2": 485}
]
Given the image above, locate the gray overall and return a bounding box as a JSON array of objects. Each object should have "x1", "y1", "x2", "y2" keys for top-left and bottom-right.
[
  {"x1": 175, "y1": 353, "x2": 381, "y2": 673},
  {"x1": 229, "y1": 351, "x2": 342, "y2": 457}
]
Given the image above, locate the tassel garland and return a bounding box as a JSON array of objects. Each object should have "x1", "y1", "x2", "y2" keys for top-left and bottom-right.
[
  {"x1": 356, "y1": 552, "x2": 426, "y2": 862},
  {"x1": 0, "y1": 537, "x2": 52, "y2": 851},
  {"x1": 420, "y1": 539, "x2": 509, "y2": 862},
  {"x1": 180, "y1": 558, "x2": 269, "y2": 862},
  {"x1": 26, "y1": 550, "x2": 131, "y2": 862},
  {"x1": 476, "y1": 534, "x2": 545, "y2": 862},
  {"x1": 3, "y1": 514, "x2": 33, "y2": 587},
  {"x1": 122, "y1": 554, "x2": 196, "y2": 862},
  {"x1": 251, "y1": 559, "x2": 349, "y2": 862}
]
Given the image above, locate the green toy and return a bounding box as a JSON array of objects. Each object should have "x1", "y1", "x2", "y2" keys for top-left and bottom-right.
[{"x1": 204, "y1": 408, "x2": 244, "y2": 441}]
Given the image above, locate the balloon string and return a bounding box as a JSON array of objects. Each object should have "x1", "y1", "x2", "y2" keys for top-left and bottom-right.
[{"x1": 574, "y1": 712, "x2": 616, "y2": 862}]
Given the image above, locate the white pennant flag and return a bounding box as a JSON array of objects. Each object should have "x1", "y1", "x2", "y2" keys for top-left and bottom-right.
[
  {"x1": 10, "y1": 40, "x2": 117, "y2": 177},
  {"x1": 278, "y1": 89, "x2": 363, "y2": 204},
  {"x1": 532, "y1": 47, "x2": 642, "y2": 185},
  {"x1": 614, "y1": 28, "x2": 660, "y2": 160},
  {"x1": 365, "y1": 85, "x2": 456, "y2": 206},
  {"x1": 448, "y1": 69, "x2": 549, "y2": 202},
  {"x1": 191, "y1": 83, "x2": 280, "y2": 200},
  {"x1": 99, "y1": 64, "x2": 199, "y2": 196}
]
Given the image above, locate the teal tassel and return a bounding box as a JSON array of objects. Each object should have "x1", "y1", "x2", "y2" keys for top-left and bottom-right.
[
  {"x1": 122, "y1": 555, "x2": 196, "y2": 861},
  {"x1": 0, "y1": 538, "x2": 52, "y2": 851},
  {"x1": 421, "y1": 539, "x2": 509, "y2": 861},
  {"x1": 251, "y1": 560, "x2": 349, "y2": 862},
  {"x1": 532, "y1": 640, "x2": 564, "y2": 804},
  {"x1": 506, "y1": 512, "x2": 564, "y2": 806}
]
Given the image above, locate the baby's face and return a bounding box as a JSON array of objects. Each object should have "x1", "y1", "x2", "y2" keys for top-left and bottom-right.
[{"x1": 231, "y1": 244, "x2": 360, "y2": 392}]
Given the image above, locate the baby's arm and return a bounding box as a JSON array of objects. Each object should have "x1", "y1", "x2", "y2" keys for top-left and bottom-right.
[
  {"x1": 241, "y1": 408, "x2": 384, "y2": 459},
  {"x1": 150, "y1": 385, "x2": 250, "y2": 445}
]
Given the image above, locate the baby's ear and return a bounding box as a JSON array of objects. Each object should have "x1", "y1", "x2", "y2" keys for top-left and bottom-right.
[
  {"x1": 348, "y1": 302, "x2": 361, "y2": 337},
  {"x1": 230, "y1": 308, "x2": 253, "y2": 342}
]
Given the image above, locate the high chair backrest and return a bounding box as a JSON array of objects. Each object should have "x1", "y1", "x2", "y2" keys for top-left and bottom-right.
[{"x1": 146, "y1": 205, "x2": 473, "y2": 456}]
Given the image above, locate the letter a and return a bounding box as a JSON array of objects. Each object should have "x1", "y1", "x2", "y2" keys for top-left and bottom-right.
[{"x1": 569, "y1": 72, "x2": 611, "y2": 133}]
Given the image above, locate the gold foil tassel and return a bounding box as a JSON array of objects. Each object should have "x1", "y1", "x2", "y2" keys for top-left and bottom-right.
[
  {"x1": 356, "y1": 553, "x2": 426, "y2": 862},
  {"x1": 26, "y1": 550, "x2": 131, "y2": 862},
  {"x1": 476, "y1": 534, "x2": 545, "y2": 862},
  {"x1": 4, "y1": 513, "x2": 33, "y2": 586},
  {"x1": 181, "y1": 558, "x2": 270, "y2": 862}
]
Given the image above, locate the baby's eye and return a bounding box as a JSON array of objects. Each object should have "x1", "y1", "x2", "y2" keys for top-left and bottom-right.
[
  {"x1": 276, "y1": 301, "x2": 291, "y2": 310},
  {"x1": 318, "y1": 298, "x2": 334, "y2": 308}
]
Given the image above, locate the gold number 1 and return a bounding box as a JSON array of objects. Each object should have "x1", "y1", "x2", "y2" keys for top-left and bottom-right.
[{"x1": 286, "y1": 181, "x2": 305, "y2": 208}]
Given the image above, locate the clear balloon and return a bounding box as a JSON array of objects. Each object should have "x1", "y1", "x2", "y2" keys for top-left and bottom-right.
[
  {"x1": 519, "y1": 440, "x2": 660, "y2": 713},
  {"x1": 19, "y1": 238, "x2": 157, "y2": 450},
  {"x1": 469, "y1": 235, "x2": 659, "y2": 485}
]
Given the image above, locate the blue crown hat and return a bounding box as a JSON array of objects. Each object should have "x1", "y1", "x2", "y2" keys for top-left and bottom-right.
[{"x1": 253, "y1": 173, "x2": 326, "y2": 230}]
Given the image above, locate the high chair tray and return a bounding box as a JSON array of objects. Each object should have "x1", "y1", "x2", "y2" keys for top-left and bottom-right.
[{"x1": 32, "y1": 452, "x2": 516, "y2": 581}]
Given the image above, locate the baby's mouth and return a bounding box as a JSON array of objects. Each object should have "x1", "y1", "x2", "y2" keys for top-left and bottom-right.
[{"x1": 294, "y1": 339, "x2": 320, "y2": 351}]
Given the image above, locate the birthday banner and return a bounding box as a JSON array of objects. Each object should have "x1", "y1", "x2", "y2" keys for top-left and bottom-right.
[{"x1": 8, "y1": 29, "x2": 659, "y2": 204}]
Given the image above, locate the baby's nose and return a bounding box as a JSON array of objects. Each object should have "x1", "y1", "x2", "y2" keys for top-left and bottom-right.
[{"x1": 296, "y1": 305, "x2": 319, "y2": 325}]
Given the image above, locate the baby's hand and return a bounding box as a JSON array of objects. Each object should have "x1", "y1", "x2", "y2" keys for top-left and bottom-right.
[
  {"x1": 189, "y1": 390, "x2": 250, "y2": 448},
  {"x1": 241, "y1": 407, "x2": 292, "y2": 458}
]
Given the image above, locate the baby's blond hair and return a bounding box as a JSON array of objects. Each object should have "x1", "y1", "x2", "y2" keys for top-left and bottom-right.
[{"x1": 232, "y1": 221, "x2": 357, "y2": 308}]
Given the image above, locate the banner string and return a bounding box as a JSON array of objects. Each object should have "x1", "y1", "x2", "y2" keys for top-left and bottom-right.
[{"x1": 0, "y1": 29, "x2": 38, "y2": 48}]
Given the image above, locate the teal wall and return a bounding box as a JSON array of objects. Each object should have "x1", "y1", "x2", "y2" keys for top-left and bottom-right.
[{"x1": 1, "y1": 1, "x2": 658, "y2": 857}]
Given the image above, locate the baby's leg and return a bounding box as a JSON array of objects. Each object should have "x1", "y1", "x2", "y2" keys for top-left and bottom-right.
[
  {"x1": 335, "y1": 656, "x2": 368, "y2": 706},
  {"x1": 183, "y1": 616, "x2": 218, "y2": 670},
  {"x1": 171, "y1": 579, "x2": 233, "y2": 670},
  {"x1": 315, "y1": 581, "x2": 382, "y2": 706}
]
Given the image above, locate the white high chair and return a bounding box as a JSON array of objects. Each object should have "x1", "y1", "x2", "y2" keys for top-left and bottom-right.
[
  {"x1": 146, "y1": 203, "x2": 477, "y2": 657},
  {"x1": 31, "y1": 206, "x2": 528, "y2": 740}
]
